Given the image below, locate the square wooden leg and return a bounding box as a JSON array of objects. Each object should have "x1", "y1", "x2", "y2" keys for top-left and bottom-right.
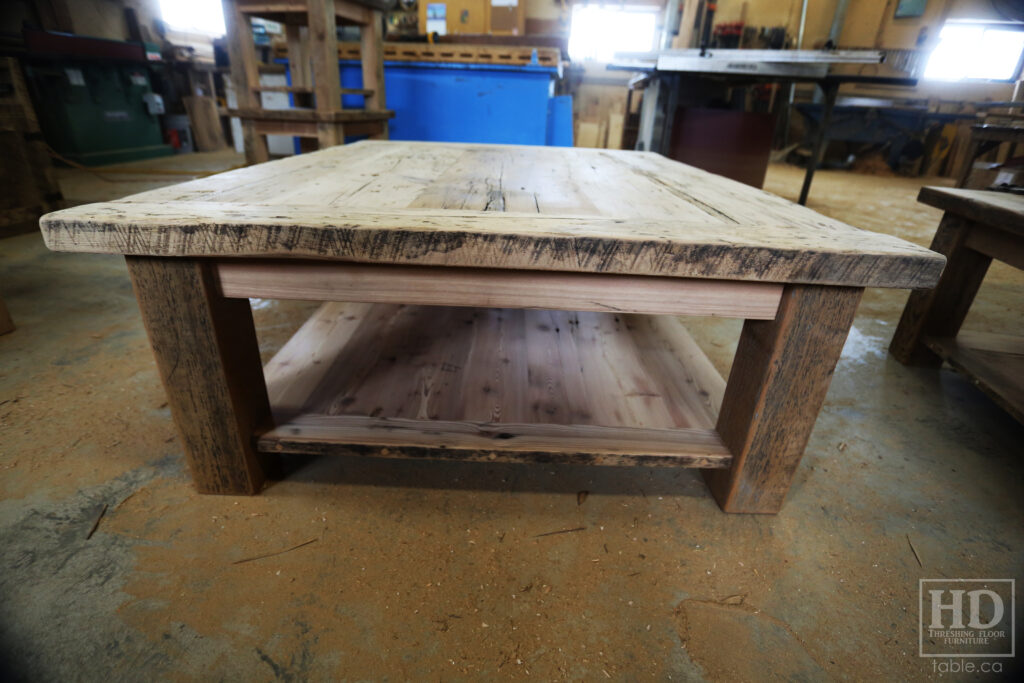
[
  {"x1": 127, "y1": 257, "x2": 274, "y2": 494},
  {"x1": 242, "y1": 121, "x2": 270, "y2": 165},
  {"x1": 889, "y1": 213, "x2": 991, "y2": 366},
  {"x1": 704, "y1": 285, "x2": 863, "y2": 513}
]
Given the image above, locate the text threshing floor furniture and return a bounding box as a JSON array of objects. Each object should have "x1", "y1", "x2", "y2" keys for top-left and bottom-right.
[
  {"x1": 891, "y1": 187, "x2": 1024, "y2": 424},
  {"x1": 39, "y1": 141, "x2": 944, "y2": 513}
]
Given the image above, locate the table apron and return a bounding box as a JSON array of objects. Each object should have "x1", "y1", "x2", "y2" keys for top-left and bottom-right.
[{"x1": 213, "y1": 259, "x2": 784, "y2": 320}]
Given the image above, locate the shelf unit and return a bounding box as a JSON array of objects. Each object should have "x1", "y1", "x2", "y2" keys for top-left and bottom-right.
[{"x1": 223, "y1": 0, "x2": 394, "y2": 164}]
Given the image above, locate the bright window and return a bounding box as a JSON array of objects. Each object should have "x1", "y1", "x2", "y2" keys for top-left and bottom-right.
[
  {"x1": 158, "y1": 0, "x2": 226, "y2": 36},
  {"x1": 568, "y1": 6, "x2": 659, "y2": 63},
  {"x1": 924, "y1": 22, "x2": 1024, "y2": 81}
]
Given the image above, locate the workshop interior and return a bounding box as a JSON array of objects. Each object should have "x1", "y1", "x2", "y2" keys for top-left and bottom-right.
[{"x1": 1, "y1": 0, "x2": 1022, "y2": 680}]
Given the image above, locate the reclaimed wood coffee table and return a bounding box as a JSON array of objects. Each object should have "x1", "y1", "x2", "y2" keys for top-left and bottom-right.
[{"x1": 40, "y1": 142, "x2": 944, "y2": 513}]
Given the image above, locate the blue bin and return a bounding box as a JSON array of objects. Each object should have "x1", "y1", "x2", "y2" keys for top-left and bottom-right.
[{"x1": 281, "y1": 58, "x2": 571, "y2": 148}]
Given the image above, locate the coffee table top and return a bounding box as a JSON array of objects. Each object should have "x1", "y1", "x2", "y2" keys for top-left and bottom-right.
[
  {"x1": 41, "y1": 140, "x2": 943, "y2": 288},
  {"x1": 919, "y1": 186, "x2": 1024, "y2": 237}
]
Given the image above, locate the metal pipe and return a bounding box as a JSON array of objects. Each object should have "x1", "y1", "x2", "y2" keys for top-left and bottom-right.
[
  {"x1": 781, "y1": 0, "x2": 810, "y2": 146},
  {"x1": 828, "y1": 0, "x2": 852, "y2": 46},
  {"x1": 661, "y1": 0, "x2": 682, "y2": 50},
  {"x1": 796, "y1": 0, "x2": 808, "y2": 49}
]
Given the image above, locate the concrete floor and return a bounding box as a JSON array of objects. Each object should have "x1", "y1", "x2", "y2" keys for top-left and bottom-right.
[{"x1": 1, "y1": 153, "x2": 1022, "y2": 681}]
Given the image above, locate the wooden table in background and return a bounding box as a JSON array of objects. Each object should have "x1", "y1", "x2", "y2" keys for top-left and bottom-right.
[
  {"x1": 891, "y1": 187, "x2": 1024, "y2": 423},
  {"x1": 41, "y1": 142, "x2": 943, "y2": 513}
]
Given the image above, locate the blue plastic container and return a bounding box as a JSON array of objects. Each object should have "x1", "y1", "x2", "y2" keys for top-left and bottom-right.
[{"x1": 281, "y1": 58, "x2": 571, "y2": 148}]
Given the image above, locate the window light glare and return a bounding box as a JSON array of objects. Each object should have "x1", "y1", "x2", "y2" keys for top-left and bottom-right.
[
  {"x1": 924, "y1": 23, "x2": 1024, "y2": 81},
  {"x1": 158, "y1": 0, "x2": 226, "y2": 36},
  {"x1": 568, "y1": 6, "x2": 658, "y2": 63}
]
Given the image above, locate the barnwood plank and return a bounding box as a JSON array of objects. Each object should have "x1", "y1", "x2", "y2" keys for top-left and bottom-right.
[
  {"x1": 918, "y1": 187, "x2": 1024, "y2": 237},
  {"x1": 227, "y1": 107, "x2": 394, "y2": 123},
  {"x1": 214, "y1": 260, "x2": 783, "y2": 319},
  {"x1": 890, "y1": 214, "x2": 992, "y2": 366},
  {"x1": 965, "y1": 224, "x2": 1024, "y2": 271},
  {"x1": 704, "y1": 285, "x2": 863, "y2": 513},
  {"x1": 42, "y1": 211, "x2": 943, "y2": 290},
  {"x1": 258, "y1": 302, "x2": 730, "y2": 466},
  {"x1": 223, "y1": 0, "x2": 268, "y2": 163},
  {"x1": 925, "y1": 332, "x2": 1024, "y2": 424},
  {"x1": 39, "y1": 141, "x2": 944, "y2": 289},
  {"x1": 259, "y1": 415, "x2": 733, "y2": 468},
  {"x1": 359, "y1": 9, "x2": 386, "y2": 116},
  {"x1": 126, "y1": 257, "x2": 274, "y2": 494},
  {"x1": 183, "y1": 96, "x2": 226, "y2": 152}
]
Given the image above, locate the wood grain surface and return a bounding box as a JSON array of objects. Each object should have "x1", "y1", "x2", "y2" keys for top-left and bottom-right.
[
  {"x1": 214, "y1": 260, "x2": 784, "y2": 318},
  {"x1": 41, "y1": 141, "x2": 943, "y2": 288},
  {"x1": 889, "y1": 214, "x2": 992, "y2": 366},
  {"x1": 918, "y1": 186, "x2": 1024, "y2": 238},
  {"x1": 258, "y1": 301, "x2": 732, "y2": 466},
  {"x1": 126, "y1": 258, "x2": 275, "y2": 494},
  {"x1": 705, "y1": 285, "x2": 863, "y2": 513}
]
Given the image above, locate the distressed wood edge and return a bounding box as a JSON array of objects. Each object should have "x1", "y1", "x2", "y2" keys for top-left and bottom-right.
[
  {"x1": 918, "y1": 186, "x2": 1024, "y2": 238},
  {"x1": 40, "y1": 205, "x2": 947, "y2": 289},
  {"x1": 258, "y1": 415, "x2": 734, "y2": 468}
]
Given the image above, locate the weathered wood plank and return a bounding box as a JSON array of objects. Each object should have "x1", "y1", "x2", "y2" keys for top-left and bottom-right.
[
  {"x1": 925, "y1": 332, "x2": 1024, "y2": 424},
  {"x1": 126, "y1": 257, "x2": 274, "y2": 494},
  {"x1": 261, "y1": 302, "x2": 724, "y2": 432},
  {"x1": 889, "y1": 214, "x2": 992, "y2": 366},
  {"x1": 222, "y1": 0, "x2": 268, "y2": 164},
  {"x1": 704, "y1": 285, "x2": 863, "y2": 514},
  {"x1": 259, "y1": 414, "x2": 733, "y2": 468},
  {"x1": 359, "y1": 9, "x2": 386, "y2": 115},
  {"x1": 214, "y1": 260, "x2": 783, "y2": 318},
  {"x1": 42, "y1": 205, "x2": 943, "y2": 289},
  {"x1": 39, "y1": 141, "x2": 943, "y2": 288},
  {"x1": 918, "y1": 186, "x2": 1024, "y2": 238}
]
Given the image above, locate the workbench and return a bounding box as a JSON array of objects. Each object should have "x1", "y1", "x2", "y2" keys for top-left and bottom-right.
[
  {"x1": 40, "y1": 141, "x2": 943, "y2": 513},
  {"x1": 956, "y1": 124, "x2": 1024, "y2": 188},
  {"x1": 891, "y1": 187, "x2": 1024, "y2": 423},
  {"x1": 611, "y1": 49, "x2": 915, "y2": 204}
]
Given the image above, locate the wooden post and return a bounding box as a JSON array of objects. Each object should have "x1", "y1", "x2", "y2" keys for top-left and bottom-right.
[
  {"x1": 890, "y1": 213, "x2": 991, "y2": 366},
  {"x1": 360, "y1": 10, "x2": 387, "y2": 138},
  {"x1": 308, "y1": 0, "x2": 341, "y2": 112},
  {"x1": 223, "y1": 0, "x2": 269, "y2": 164},
  {"x1": 704, "y1": 285, "x2": 863, "y2": 513},
  {"x1": 126, "y1": 257, "x2": 274, "y2": 494},
  {"x1": 286, "y1": 24, "x2": 313, "y2": 109},
  {"x1": 308, "y1": 0, "x2": 345, "y2": 149}
]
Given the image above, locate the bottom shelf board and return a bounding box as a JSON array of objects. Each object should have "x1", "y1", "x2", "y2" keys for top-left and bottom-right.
[
  {"x1": 259, "y1": 302, "x2": 732, "y2": 467},
  {"x1": 926, "y1": 331, "x2": 1024, "y2": 423}
]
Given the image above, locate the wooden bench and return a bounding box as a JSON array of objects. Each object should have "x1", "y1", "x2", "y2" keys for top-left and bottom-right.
[
  {"x1": 40, "y1": 141, "x2": 944, "y2": 513},
  {"x1": 891, "y1": 187, "x2": 1024, "y2": 424}
]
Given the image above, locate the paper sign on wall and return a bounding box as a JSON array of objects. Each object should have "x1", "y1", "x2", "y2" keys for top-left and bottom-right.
[{"x1": 491, "y1": 0, "x2": 518, "y2": 6}]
